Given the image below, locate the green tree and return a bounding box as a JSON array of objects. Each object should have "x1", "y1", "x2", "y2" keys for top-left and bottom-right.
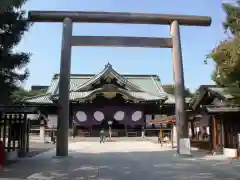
[
  {"x1": 11, "y1": 88, "x2": 47, "y2": 102},
  {"x1": 206, "y1": 1, "x2": 240, "y2": 104},
  {"x1": 0, "y1": 0, "x2": 30, "y2": 104},
  {"x1": 162, "y1": 84, "x2": 193, "y2": 97}
]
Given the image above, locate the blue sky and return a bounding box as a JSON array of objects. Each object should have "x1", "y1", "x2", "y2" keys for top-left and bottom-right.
[{"x1": 17, "y1": 0, "x2": 226, "y2": 91}]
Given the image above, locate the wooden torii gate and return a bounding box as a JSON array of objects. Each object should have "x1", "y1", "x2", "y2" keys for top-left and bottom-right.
[{"x1": 28, "y1": 11, "x2": 211, "y2": 156}]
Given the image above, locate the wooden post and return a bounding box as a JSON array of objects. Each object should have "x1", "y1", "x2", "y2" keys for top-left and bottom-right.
[
  {"x1": 221, "y1": 118, "x2": 225, "y2": 148},
  {"x1": 171, "y1": 20, "x2": 189, "y2": 155},
  {"x1": 171, "y1": 124, "x2": 174, "y2": 149},
  {"x1": 26, "y1": 117, "x2": 30, "y2": 152},
  {"x1": 124, "y1": 123, "x2": 127, "y2": 137},
  {"x1": 190, "y1": 120, "x2": 195, "y2": 139},
  {"x1": 56, "y1": 17, "x2": 73, "y2": 157},
  {"x1": 213, "y1": 116, "x2": 217, "y2": 151},
  {"x1": 160, "y1": 129, "x2": 163, "y2": 147}
]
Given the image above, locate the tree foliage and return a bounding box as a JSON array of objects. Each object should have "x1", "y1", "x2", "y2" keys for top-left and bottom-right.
[
  {"x1": 0, "y1": 0, "x2": 30, "y2": 104},
  {"x1": 1, "y1": 0, "x2": 28, "y2": 10},
  {"x1": 11, "y1": 88, "x2": 47, "y2": 102},
  {"x1": 207, "y1": 1, "x2": 240, "y2": 104},
  {"x1": 162, "y1": 84, "x2": 193, "y2": 97}
]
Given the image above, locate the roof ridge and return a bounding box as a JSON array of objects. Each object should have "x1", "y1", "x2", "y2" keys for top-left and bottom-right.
[
  {"x1": 73, "y1": 64, "x2": 110, "y2": 91},
  {"x1": 52, "y1": 73, "x2": 160, "y2": 78}
]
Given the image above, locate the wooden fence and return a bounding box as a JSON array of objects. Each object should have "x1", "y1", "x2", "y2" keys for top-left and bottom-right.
[{"x1": 0, "y1": 105, "x2": 36, "y2": 156}]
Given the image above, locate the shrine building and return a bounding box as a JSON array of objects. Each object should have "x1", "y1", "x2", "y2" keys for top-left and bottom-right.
[{"x1": 24, "y1": 63, "x2": 181, "y2": 137}]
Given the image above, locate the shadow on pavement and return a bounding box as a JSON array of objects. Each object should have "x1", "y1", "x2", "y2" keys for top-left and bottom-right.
[{"x1": 0, "y1": 148, "x2": 240, "y2": 180}]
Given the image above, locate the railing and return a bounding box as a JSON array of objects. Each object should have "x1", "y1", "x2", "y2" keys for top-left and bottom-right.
[{"x1": 0, "y1": 113, "x2": 30, "y2": 155}]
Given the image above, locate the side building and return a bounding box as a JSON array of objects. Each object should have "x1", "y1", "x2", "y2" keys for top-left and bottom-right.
[
  {"x1": 190, "y1": 85, "x2": 240, "y2": 157},
  {"x1": 24, "y1": 63, "x2": 181, "y2": 137}
]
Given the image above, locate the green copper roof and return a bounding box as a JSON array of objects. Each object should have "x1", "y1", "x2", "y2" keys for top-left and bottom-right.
[
  {"x1": 205, "y1": 106, "x2": 240, "y2": 113},
  {"x1": 25, "y1": 63, "x2": 176, "y2": 104},
  {"x1": 74, "y1": 63, "x2": 142, "y2": 92},
  {"x1": 24, "y1": 93, "x2": 53, "y2": 104},
  {"x1": 51, "y1": 87, "x2": 166, "y2": 102}
]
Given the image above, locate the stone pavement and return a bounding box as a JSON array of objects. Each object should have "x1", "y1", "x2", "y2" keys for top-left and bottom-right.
[{"x1": 1, "y1": 141, "x2": 240, "y2": 180}]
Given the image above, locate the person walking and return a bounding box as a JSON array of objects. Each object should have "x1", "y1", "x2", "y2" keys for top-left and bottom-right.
[{"x1": 100, "y1": 129, "x2": 105, "y2": 143}]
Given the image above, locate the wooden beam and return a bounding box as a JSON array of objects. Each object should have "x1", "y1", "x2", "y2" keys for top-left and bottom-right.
[
  {"x1": 213, "y1": 116, "x2": 217, "y2": 151},
  {"x1": 71, "y1": 36, "x2": 172, "y2": 48},
  {"x1": 28, "y1": 11, "x2": 211, "y2": 26}
]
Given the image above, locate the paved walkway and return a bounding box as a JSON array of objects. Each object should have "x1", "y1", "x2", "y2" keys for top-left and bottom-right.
[{"x1": 1, "y1": 141, "x2": 240, "y2": 180}]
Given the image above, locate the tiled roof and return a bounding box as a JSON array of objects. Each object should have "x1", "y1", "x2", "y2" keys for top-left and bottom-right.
[
  {"x1": 25, "y1": 63, "x2": 176, "y2": 104},
  {"x1": 25, "y1": 91, "x2": 165, "y2": 104},
  {"x1": 47, "y1": 76, "x2": 91, "y2": 95},
  {"x1": 74, "y1": 63, "x2": 142, "y2": 92},
  {"x1": 205, "y1": 106, "x2": 240, "y2": 113},
  {"x1": 190, "y1": 85, "x2": 240, "y2": 111},
  {"x1": 208, "y1": 87, "x2": 234, "y2": 99},
  {"x1": 47, "y1": 63, "x2": 167, "y2": 97},
  {"x1": 24, "y1": 94, "x2": 53, "y2": 104},
  {"x1": 51, "y1": 87, "x2": 166, "y2": 101}
]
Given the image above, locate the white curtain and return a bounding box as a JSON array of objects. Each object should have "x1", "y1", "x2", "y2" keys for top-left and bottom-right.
[
  {"x1": 154, "y1": 114, "x2": 161, "y2": 120},
  {"x1": 47, "y1": 114, "x2": 58, "y2": 128},
  {"x1": 154, "y1": 114, "x2": 162, "y2": 128},
  {"x1": 145, "y1": 114, "x2": 152, "y2": 128}
]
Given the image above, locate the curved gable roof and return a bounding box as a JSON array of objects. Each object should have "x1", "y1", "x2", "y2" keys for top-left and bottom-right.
[
  {"x1": 33, "y1": 63, "x2": 170, "y2": 103},
  {"x1": 73, "y1": 63, "x2": 142, "y2": 92}
]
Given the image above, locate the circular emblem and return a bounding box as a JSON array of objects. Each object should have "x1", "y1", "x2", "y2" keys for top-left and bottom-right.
[
  {"x1": 76, "y1": 111, "x2": 87, "y2": 122},
  {"x1": 94, "y1": 111, "x2": 104, "y2": 121},
  {"x1": 132, "y1": 111, "x2": 142, "y2": 121},
  {"x1": 114, "y1": 111, "x2": 125, "y2": 121},
  {"x1": 108, "y1": 121, "x2": 113, "y2": 125}
]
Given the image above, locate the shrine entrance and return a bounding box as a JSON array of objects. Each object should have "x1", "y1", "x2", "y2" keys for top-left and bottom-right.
[{"x1": 28, "y1": 10, "x2": 211, "y2": 156}]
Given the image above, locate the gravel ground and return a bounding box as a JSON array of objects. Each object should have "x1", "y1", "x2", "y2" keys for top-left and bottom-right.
[{"x1": 0, "y1": 141, "x2": 240, "y2": 180}]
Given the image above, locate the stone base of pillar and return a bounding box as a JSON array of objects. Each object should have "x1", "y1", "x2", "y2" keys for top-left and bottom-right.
[
  {"x1": 174, "y1": 153, "x2": 193, "y2": 158},
  {"x1": 179, "y1": 138, "x2": 191, "y2": 156},
  {"x1": 173, "y1": 125, "x2": 177, "y2": 143}
]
